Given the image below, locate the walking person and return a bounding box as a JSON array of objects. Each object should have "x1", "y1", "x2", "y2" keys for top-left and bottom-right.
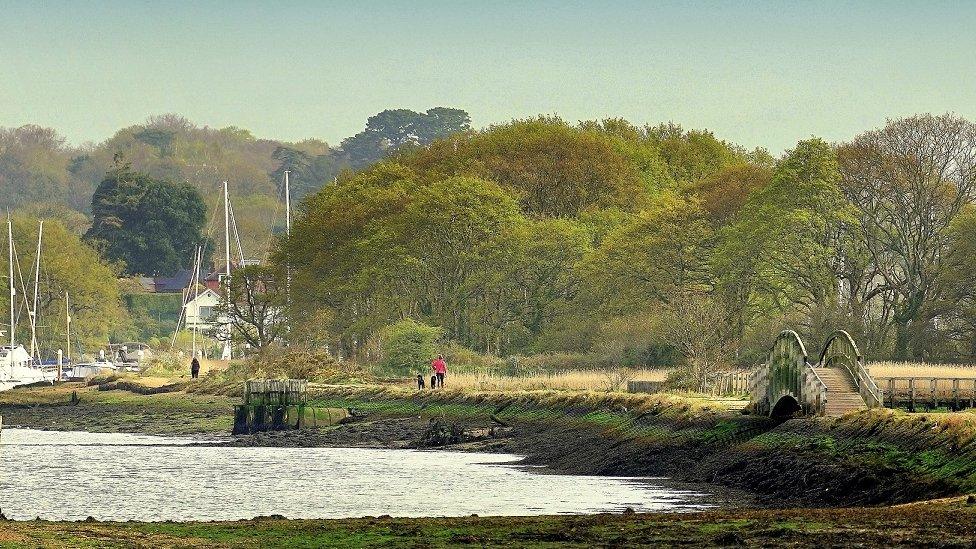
[
  {"x1": 190, "y1": 356, "x2": 201, "y2": 379},
  {"x1": 431, "y1": 354, "x2": 447, "y2": 388}
]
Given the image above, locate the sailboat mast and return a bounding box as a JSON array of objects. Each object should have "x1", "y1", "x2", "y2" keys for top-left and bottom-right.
[
  {"x1": 65, "y1": 291, "x2": 70, "y2": 363},
  {"x1": 223, "y1": 181, "x2": 232, "y2": 360},
  {"x1": 284, "y1": 170, "x2": 291, "y2": 236},
  {"x1": 8, "y1": 217, "x2": 15, "y2": 350},
  {"x1": 284, "y1": 171, "x2": 291, "y2": 331},
  {"x1": 191, "y1": 245, "x2": 201, "y2": 358},
  {"x1": 223, "y1": 181, "x2": 231, "y2": 281},
  {"x1": 30, "y1": 221, "x2": 42, "y2": 359}
]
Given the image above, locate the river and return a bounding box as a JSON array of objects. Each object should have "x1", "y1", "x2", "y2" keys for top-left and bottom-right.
[{"x1": 0, "y1": 428, "x2": 711, "y2": 521}]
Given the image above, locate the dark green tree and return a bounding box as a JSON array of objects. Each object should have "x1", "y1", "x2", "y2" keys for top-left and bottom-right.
[
  {"x1": 84, "y1": 166, "x2": 208, "y2": 276},
  {"x1": 340, "y1": 107, "x2": 471, "y2": 168},
  {"x1": 270, "y1": 145, "x2": 336, "y2": 201}
]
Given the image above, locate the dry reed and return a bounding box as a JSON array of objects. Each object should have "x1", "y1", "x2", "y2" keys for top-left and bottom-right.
[
  {"x1": 867, "y1": 361, "x2": 976, "y2": 379},
  {"x1": 867, "y1": 361, "x2": 976, "y2": 397},
  {"x1": 437, "y1": 368, "x2": 670, "y2": 392}
]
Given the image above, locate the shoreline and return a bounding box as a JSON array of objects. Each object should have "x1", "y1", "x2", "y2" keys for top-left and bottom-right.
[
  {"x1": 4, "y1": 381, "x2": 976, "y2": 545},
  {"x1": 3, "y1": 380, "x2": 976, "y2": 509},
  {"x1": 1, "y1": 502, "x2": 975, "y2": 547}
]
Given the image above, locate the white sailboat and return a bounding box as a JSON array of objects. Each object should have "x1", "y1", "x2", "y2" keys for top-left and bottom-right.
[{"x1": 0, "y1": 218, "x2": 55, "y2": 391}]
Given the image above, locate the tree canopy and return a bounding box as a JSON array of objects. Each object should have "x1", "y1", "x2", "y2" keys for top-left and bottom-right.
[
  {"x1": 5, "y1": 215, "x2": 126, "y2": 355},
  {"x1": 9, "y1": 110, "x2": 976, "y2": 366},
  {"x1": 85, "y1": 166, "x2": 208, "y2": 276},
  {"x1": 278, "y1": 113, "x2": 976, "y2": 365}
]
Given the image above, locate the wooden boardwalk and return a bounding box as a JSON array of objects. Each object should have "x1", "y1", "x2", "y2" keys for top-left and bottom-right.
[{"x1": 876, "y1": 376, "x2": 976, "y2": 410}]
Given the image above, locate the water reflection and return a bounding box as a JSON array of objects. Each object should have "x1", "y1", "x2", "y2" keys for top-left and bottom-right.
[{"x1": 0, "y1": 429, "x2": 710, "y2": 521}]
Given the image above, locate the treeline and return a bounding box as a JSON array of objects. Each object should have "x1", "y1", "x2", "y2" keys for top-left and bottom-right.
[
  {"x1": 0, "y1": 107, "x2": 470, "y2": 355},
  {"x1": 279, "y1": 114, "x2": 976, "y2": 368},
  {"x1": 0, "y1": 108, "x2": 470, "y2": 259}
]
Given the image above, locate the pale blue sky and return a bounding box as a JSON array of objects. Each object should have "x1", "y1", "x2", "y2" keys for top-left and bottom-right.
[{"x1": 1, "y1": 1, "x2": 973, "y2": 152}]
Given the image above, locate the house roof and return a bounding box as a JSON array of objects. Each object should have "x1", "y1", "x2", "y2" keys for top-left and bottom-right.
[
  {"x1": 154, "y1": 269, "x2": 194, "y2": 293},
  {"x1": 184, "y1": 288, "x2": 222, "y2": 305},
  {"x1": 204, "y1": 260, "x2": 262, "y2": 281}
]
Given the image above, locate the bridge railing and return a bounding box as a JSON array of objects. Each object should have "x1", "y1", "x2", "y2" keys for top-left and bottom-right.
[
  {"x1": 855, "y1": 363, "x2": 883, "y2": 408},
  {"x1": 819, "y1": 330, "x2": 882, "y2": 409},
  {"x1": 801, "y1": 363, "x2": 828, "y2": 415}
]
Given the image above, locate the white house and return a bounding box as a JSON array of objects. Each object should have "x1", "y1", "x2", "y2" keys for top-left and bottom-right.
[{"x1": 184, "y1": 288, "x2": 224, "y2": 331}]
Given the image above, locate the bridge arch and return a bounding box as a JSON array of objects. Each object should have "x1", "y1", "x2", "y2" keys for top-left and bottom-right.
[
  {"x1": 818, "y1": 330, "x2": 861, "y2": 373},
  {"x1": 817, "y1": 330, "x2": 882, "y2": 407},
  {"x1": 749, "y1": 330, "x2": 827, "y2": 417},
  {"x1": 750, "y1": 329, "x2": 883, "y2": 417},
  {"x1": 770, "y1": 394, "x2": 802, "y2": 419}
]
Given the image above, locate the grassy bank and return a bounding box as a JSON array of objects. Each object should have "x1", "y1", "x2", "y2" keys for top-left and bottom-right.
[
  {"x1": 301, "y1": 385, "x2": 976, "y2": 506},
  {"x1": 0, "y1": 380, "x2": 235, "y2": 435},
  {"x1": 2, "y1": 500, "x2": 976, "y2": 548}
]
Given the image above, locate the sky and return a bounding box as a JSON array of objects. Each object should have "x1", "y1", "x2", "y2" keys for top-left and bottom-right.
[{"x1": 1, "y1": 1, "x2": 974, "y2": 153}]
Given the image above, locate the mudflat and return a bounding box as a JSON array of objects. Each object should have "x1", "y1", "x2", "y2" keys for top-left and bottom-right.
[{"x1": 2, "y1": 501, "x2": 976, "y2": 548}]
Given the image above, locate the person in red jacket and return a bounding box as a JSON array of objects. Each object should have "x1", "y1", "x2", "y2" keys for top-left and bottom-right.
[{"x1": 431, "y1": 355, "x2": 447, "y2": 388}]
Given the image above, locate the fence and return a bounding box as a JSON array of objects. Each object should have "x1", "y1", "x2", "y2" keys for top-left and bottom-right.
[
  {"x1": 627, "y1": 371, "x2": 751, "y2": 396},
  {"x1": 707, "y1": 371, "x2": 751, "y2": 396},
  {"x1": 876, "y1": 377, "x2": 976, "y2": 411}
]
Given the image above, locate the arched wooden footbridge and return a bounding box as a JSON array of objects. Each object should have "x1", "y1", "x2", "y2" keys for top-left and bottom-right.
[{"x1": 749, "y1": 330, "x2": 883, "y2": 418}]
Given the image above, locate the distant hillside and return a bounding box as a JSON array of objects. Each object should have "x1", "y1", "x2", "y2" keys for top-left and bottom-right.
[{"x1": 0, "y1": 107, "x2": 470, "y2": 258}]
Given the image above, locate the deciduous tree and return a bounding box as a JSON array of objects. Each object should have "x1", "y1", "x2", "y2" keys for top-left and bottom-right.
[{"x1": 85, "y1": 166, "x2": 208, "y2": 276}]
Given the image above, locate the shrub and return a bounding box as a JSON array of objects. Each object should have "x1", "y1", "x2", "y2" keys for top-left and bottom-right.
[
  {"x1": 441, "y1": 342, "x2": 506, "y2": 374},
  {"x1": 375, "y1": 319, "x2": 443, "y2": 376},
  {"x1": 141, "y1": 351, "x2": 186, "y2": 377},
  {"x1": 506, "y1": 352, "x2": 615, "y2": 375},
  {"x1": 226, "y1": 345, "x2": 373, "y2": 384}
]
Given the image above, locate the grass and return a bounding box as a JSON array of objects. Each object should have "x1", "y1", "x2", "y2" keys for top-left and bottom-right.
[
  {"x1": 868, "y1": 361, "x2": 976, "y2": 378},
  {"x1": 868, "y1": 362, "x2": 976, "y2": 398},
  {"x1": 439, "y1": 368, "x2": 670, "y2": 392},
  {"x1": 1, "y1": 501, "x2": 976, "y2": 547}
]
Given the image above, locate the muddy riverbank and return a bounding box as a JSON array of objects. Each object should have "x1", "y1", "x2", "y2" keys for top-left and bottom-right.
[{"x1": 3, "y1": 499, "x2": 976, "y2": 548}]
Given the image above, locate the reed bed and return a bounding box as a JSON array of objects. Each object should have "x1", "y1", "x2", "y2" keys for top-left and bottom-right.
[
  {"x1": 442, "y1": 368, "x2": 670, "y2": 392},
  {"x1": 867, "y1": 361, "x2": 976, "y2": 379},
  {"x1": 867, "y1": 362, "x2": 976, "y2": 398}
]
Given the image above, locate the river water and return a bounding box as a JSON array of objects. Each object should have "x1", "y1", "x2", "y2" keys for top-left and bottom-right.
[{"x1": 0, "y1": 428, "x2": 710, "y2": 521}]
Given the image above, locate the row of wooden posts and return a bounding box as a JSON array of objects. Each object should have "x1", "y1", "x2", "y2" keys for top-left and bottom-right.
[
  {"x1": 627, "y1": 370, "x2": 976, "y2": 411},
  {"x1": 626, "y1": 371, "x2": 750, "y2": 397},
  {"x1": 875, "y1": 377, "x2": 976, "y2": 411}
]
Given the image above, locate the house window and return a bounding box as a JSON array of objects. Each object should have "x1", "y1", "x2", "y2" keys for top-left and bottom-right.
[{"x1": 198, "y1": 306, "x2": 213, "y2": 319}]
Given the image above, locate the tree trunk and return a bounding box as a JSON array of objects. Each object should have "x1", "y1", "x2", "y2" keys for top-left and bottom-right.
[{"x1": 893, "y1": 319, "x2": 910, "y2": 361}]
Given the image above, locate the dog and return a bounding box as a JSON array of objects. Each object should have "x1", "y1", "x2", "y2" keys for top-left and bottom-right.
[
  {"x1": 431, "y1": 375, "x2": 438, "y2": 389},
  {"x1": 417, "y1": 374, "x2": 426, "y2": 389}
]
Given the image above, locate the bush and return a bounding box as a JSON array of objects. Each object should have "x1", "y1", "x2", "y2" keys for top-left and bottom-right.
[
  {"x1": 225, "y1": 345, "x2": 373, "y2": 384},
  {"x1": 375, "y1": 319, "x2": 443, "y2": 377},
  {"x1": 663, "y1": 366, "x2": 699, "y2": 391},
  {"x1": 505, "y1": 352, "x2": 615, "y2": 375},
  {"x1": 441, "y1": 342, "x2": 506, "y2": 374},
  {"x1": 141, "y1": 351, "x2": 186, "y2": 377}
]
